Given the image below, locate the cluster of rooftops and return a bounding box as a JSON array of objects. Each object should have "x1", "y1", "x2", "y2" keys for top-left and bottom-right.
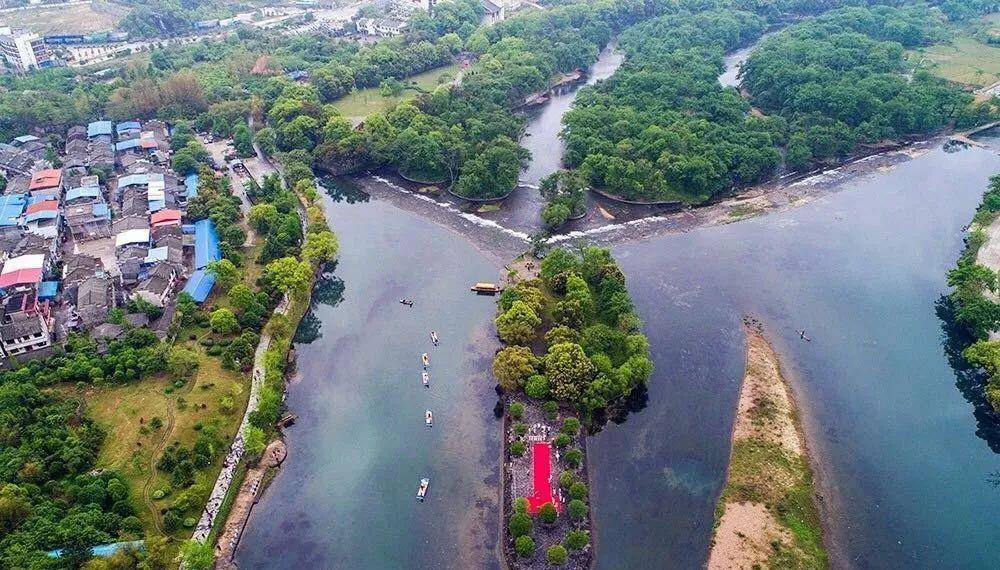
[{"x1": 0, "y1": 119, "x2": 222, "y2": 363}]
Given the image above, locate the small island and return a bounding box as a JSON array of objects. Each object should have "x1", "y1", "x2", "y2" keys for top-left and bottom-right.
[
  {"x1": 492, "y1": 246, "x2": 653, "y2": 568},
  {"x1": 708, "y1": 319, "x2": 827, "y2": 569}
]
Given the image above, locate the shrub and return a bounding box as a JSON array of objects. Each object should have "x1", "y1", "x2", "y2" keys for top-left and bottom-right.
[
  {"x1": 183, "y1": 517, "x2": 197, "y2": 528},
  {"x1": 538, "y1": 501, "x2": 557, "y2": 524},
  {"x1": 558, "y1": 470, "x2": 575, "y2": 489},
  {"x1": 515, "y1": 535, "x2": 536, "y2": 557},
  {"x1": 509, "y1": 402, "x2": 525, "y2": 419},
  {"x1": 152, "y1": 489, "x2": 166, "y2": 500},
  {"x1": 553, "y1": 433, "x2": 571, "y2": 448},
  {"x1": 163, "y1": 510, "x2": 181, "y2": 531},
  {"x1": 564, "y1": 448, "x2": 583, "y2": 468},
  {"x1": 568, "y1": 499, "x2": 587, "y2": 521},
  {"x1": 513, "y1": 497, "x2": 529, "y2": 513},
  {"x1": 173, "y1": 379, "x2": 186, "y2": 388},
  {"x1": 546, "y1": 545, "x2": 568, "y2": 565},
  {"x1": 565, "y1": 530, "x2": 589, "y2": 551},
  {"x1": 509, "y1": 512, "x2": 532, "y2": 538},
  {"x1": 510, "y1": 441, "x2": 527, "y2": 457},
  {"x1": 525, "y1": 374, "x2": 549, "y2": 399},
  {"x1": 561, "y1": 417, "x2": 581, "y2": 436},
  {"x1": 542, "y1": 400, "x2": 558, "y2": 420},
  {"x1": 514, "y1": 422, "x2": 528, "y2": 437},
  {"x1": 569, "y1": 482, "x2": 588, "y2": 501}
]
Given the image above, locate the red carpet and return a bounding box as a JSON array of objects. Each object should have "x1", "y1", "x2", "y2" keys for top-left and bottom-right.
[{"x1": 526, "y1": 442, "x2": 559, "y2": 513}]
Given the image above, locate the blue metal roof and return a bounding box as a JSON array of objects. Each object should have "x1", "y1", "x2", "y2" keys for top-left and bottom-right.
[
  {"x1": 115, "y1": 121, "x2": 141, "y2": 133},
  {"x1": 117, "y1": 174, "x2": 148, "y2": 187},
  {"x1": 149, "y1": 199, "x2": 165, "y2": 212},
  {"x1": 92, "y1": 203, "x2": 110, "y2": 219},
  {"x1": 115, "y1": 138, "x2": 141, "y2": 151},
  {"x1": 194, "y1": 219, "x2": 220, "y2": 269},
  {"x1": 182, "y1": 269, "x2": 216, "y2": 303},
  {"x1": 65, "y1": 185, "x2": 100, "y2": 202},
  {"x1": 38, "y1": 281, "x2": 58, "y2": 299},
  {"x1": 48, "y1": 540, "x2": 144, "y2": 559},
  {"x1": 144, "y1": 246, "x2": 168, "y2": 264},
  {"x1": 0, "y1": 194, "x2": 27, "y2": 227},
  {"x1": 87, "y1": 120, "x2": 113, "y2": 138},
  {"x1": 25, "y1": 210, "x2": 57, "y2": 223},
  {"x1": 185, "y1": 173, "x2": 199, "y2": 198}
]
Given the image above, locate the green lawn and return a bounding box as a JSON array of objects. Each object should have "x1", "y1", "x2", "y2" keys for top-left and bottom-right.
[
  {"x1": 332, "y1": 63, "x2": 462, "y2": 119},
  {"x1": 908, "y1": 35, "x2": 1000, "y2": 88},
  {"x1": 56, "y1": 346, "x2": 249, "y2": 535}
]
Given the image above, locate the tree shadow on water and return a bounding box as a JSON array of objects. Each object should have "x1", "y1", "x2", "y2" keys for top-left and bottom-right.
[
  {"x1": 588, "y1": 384, "x2": 650, "y2": 435},
  {"x1": 935, "y1": 295, "x2": 1000, "y2": 454},
  {"x1": 320, "y1": 177, "x2": 370, "y2": 204},
  {"x1": 294, "y1": 261, "x2": 347, "y2": 345}
]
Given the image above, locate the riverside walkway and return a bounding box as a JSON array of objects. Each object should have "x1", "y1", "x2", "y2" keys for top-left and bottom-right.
[{"x1": 193, "y1": 294, "x2": 290, "y2": 542}]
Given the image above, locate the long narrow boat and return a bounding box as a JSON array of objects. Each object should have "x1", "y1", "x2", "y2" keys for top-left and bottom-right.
[
  {"x1": 421, "y1": 372, "x2": 429, "y2": 387},
  {"x1": 417, "y1": 478, "x2": 429, "y2": 501},
  {"x1": 425, "y1": 410, "x2": 433, "y2": 427},
  {"x1": 421, "y1": 353, "x2": 429, "y2": 367}
]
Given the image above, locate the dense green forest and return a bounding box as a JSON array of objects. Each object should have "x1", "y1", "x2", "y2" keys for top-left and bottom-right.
[
  {"x1": 741, "y1": 5, "x2": 971, "y2": 169},
  {"x1": 494, "y1": 247, "x2": 653, "y2": 421},
  {"x1": 313, "y1": 0, "x2": 664, "y2": 196},
  {"x1": 562, "y1": 1, "x2": 986, "y2": 203}
]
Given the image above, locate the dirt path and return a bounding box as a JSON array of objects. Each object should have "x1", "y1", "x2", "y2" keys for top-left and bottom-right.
[
  {"x1": 707, "y1": 319, "x2": 826, "y2": 569},
  {"x1": 140, "y1": 409, "x2": 175, "y2": 533},
  {"x1": 213, "y1": 439, "x2": 287, "y2": 567}
]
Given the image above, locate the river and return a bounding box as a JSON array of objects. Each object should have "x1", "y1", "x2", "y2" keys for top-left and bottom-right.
[
  {"x1": 235, "y1": 190, "x2": 505, "y2": 569},
  {"x1": 237, "y1": 36, "x2": 1000, "y2": 569},
  {"x1": 591, "y1": 133, "x2": 1000, "y2": 569}
]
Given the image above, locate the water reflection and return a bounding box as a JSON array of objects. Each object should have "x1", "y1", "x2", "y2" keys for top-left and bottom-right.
[
  {"x1": 294, "y1": 260, "x2": 346, "y2": 344},
  {"x1": 935, "y1": 295, "x2": 1000, "y2": 452},
  {"x1": 321, "y1": 176, "x2": 370, "y2": 203}
]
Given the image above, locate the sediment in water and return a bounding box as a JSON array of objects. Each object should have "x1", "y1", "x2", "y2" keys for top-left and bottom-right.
[{"x1": 707, "y1": 318, "x2": 828, "y2": 569}]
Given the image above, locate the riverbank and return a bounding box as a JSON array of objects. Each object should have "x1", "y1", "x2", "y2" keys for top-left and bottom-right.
[
  {"x1": 708, "y1": 319, "x2": 826, "y2": 569},
  {"x1": 341, "y1": 135, "x2": 947, "y2": 257}
]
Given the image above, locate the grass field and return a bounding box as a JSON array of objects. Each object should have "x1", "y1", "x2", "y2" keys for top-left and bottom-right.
[
  {"x1": 0, "y1": 1, "x2": 128, "y2": 35},
  {"x1": 332, "y1": 63, "x2": 461, "y2": 119},
  {"x1": 908, "y1": 35, "x2": 1000, "y2": 88},
  {"x1": 57, "y1": 343, "x2": 249, "y2": 534}
]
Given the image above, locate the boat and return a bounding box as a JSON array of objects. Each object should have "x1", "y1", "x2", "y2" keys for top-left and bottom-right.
[
  {"x1": 417, "y1": 478, "x2": 429, "y2": 501},
  {"x1": 425, "y1": 410, "x2": 433, "y2": 427},
  {"x1": 471, "y1": 282, "x2": 502, "y2": 294},
  {"x1": 422, "y1": 372, "x2": 429, "y2": 387},
  {"x1": 421, "y1": 353, "x2": 429, "y2": 367},
  {"x1": 430, "y1": 331, "x2": 439, "y2": 344}
]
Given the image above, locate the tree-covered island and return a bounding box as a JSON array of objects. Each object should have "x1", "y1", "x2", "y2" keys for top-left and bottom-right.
[{"x1": 494, "y1": 246, "x2": 652, "y2": 568}]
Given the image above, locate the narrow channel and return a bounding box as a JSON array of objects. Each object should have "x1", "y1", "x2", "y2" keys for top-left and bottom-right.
[{"x1": 235, "y1": 187, "x2": 504, "y2": 568}]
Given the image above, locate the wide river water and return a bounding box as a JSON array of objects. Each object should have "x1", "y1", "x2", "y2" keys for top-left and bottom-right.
[{"x1": 237, "y1": 38, "x2": 1000, "y2": 568}]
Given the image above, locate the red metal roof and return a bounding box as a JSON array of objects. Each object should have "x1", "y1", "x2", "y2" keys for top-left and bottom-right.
[
  {"x1": 140, "y1": 138, "x2": 158, "y2": 149},
  {"x1": 0, "y1": 268, "x2": 42, "y2": 288},
  {"x1": 25, "y1": 200, "x2": 58, "y2": 214},
  {"x1": 28, "y1": 169, "x2": 62, "y2": 191},
  {"x1": 150, "y1": 209, "x2": 181, "y2": 226}
]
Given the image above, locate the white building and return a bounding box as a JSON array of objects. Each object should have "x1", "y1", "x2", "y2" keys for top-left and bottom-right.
[
  {"x1": 481, "y1": 0, "x2": 505, "y2": 24},
  {"x1": 0, "y1": 27, "x2": 54, "y2": 72},
  {"x1": 356, "y1": 17, "x2": 408, "y2": 37}
]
